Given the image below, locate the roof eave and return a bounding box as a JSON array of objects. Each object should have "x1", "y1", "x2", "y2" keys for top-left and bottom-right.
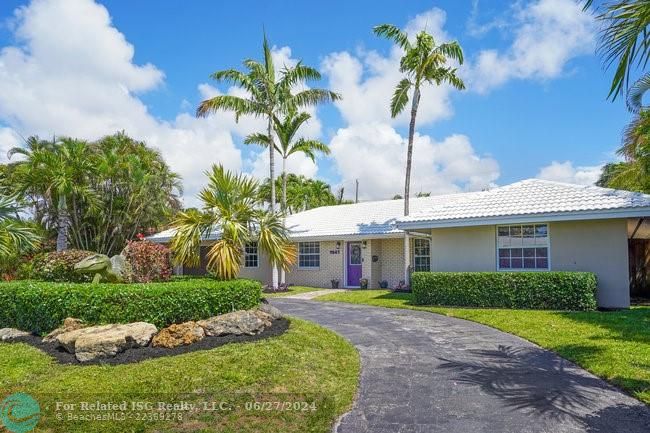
[{"x1": 396, "y1": 207, "x2": 650, "y2": 230}]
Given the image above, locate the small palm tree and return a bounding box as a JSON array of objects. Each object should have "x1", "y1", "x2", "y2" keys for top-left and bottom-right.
[
  {"x1": 374, "y1": 24, "x2": 465, "y2": 216},
  {"x1": 0, "y1": 195, "x2": 40, "y2": 260},
  {"x1": 245, "y1": 110, "x2": 330, "y2": 212},
  {"x1": 170, "y1": 165, "x2": 296, "y2": 280}
]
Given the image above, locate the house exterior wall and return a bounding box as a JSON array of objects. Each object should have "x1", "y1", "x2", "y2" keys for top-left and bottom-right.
[
  {"x1": 379, "y1": 238, "x2": 407, "y2": 288},
  {"x1": 550, "y1": 219, "x2": 629, "y2": 309},
  {"x1": 285, "y1": 240, "x2": 344, "y2": 288},
  {"x1": 430, "y1": 226, "x2": 497, "y2": 271},
  {"x1": 239, "y1": 250, "x2": 272, "y2": 284},
  {"x1": 370, "y1": 239, "x2": 382, "y2": 288}
]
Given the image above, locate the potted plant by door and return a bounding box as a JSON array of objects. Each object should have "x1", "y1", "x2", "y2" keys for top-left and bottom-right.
[
  {"x1": 378, "y1": 280, "x2": 389, "y2": 289},
  {"x1": 359, "y1": 278, "x2": 368, "y2": 289},
  {"x1": 331, "y1": 278, "x2": 340, "y2": 289}
]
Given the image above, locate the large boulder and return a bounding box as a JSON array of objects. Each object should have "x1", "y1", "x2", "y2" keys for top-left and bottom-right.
[
  {"x1": 198, "y1": 310, "x2": 269, "y2": 337},
  {"x1": 0, "y1": 328, "x2": 31, "y2": 341},
  {"x1": 43, "y1": 317, "x2": 86, "y2": 343},
  {"x1": 152, "y1": 322, "x2": 205, "y2": 348},
  {"x1": 258, "y1": 304, "x2": 283, "y2": 320},
  {"x1": 53, "y1": 322, "x2": 157, "y2": 362}
]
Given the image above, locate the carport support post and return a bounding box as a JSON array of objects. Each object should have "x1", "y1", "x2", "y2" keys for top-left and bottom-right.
[{"x1": 404, "y1": 233, "x2": 410, "y2": 286}]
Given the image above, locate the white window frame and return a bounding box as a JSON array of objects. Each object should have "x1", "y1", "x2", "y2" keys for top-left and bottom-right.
[
  {"x1": 412, "y1": 238, "x2": 431, "y2": 272},
  {"x1": 496, "y1": 223, "x2": 551, "y2": 271},
  {"x1": 244, "y1": 242, "x2": 259, "y2": 268},
  {"x1": 298, "y1": 241, "x2": 320, "y2": 269}
]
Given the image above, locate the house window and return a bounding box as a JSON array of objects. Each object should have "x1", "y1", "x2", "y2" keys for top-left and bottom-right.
[
  {"x1": 299, "y1": 242, "x2": 320, "y2": 268},
  {"x1": 497, "y1": 224, "x2": 549, "y2": 270},
  {"x1": 244, "y1": 242, "x2": 258, "y2": 268},
  {"x1": 413, "y1": 238, "x2": 431, "y2": 272}
]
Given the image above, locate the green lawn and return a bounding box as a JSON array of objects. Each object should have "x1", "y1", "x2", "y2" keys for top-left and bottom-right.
[
  {"x1": 317, "y1": 289, "x2": 650, "y2": 405},
  {"x1": 263, "y1": 286, "x2": 325, "y2": 298},
  {"x1": 0, "y1": 319, "x2": 360, "y2": 433}
]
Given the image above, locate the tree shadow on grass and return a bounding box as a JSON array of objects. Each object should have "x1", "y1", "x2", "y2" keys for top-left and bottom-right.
[{"x1": 437, "y1": 345, "x2": 650, "y2": 431}]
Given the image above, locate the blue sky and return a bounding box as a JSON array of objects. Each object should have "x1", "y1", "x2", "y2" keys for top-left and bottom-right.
[{"x1": 0, "y1": 0, "x2": 630, "y2": 205}]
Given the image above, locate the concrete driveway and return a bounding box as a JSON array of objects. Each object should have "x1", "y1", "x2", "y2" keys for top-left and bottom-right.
[{"x1": 270, "y1": 298, "x2": 650, "y2": 433}]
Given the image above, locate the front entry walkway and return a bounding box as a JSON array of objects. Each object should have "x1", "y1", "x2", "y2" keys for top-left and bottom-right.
[{"x1": 270, "y1": 298, "x2": 650, "y2": 433}]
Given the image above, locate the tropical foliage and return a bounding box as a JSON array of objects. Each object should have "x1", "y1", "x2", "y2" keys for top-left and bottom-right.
[
  {"x1": 122, "y1": 240, "x2": 172, "y2": 283},
  {"x1": 7, "y1": 132, "x2": 181, "y2": 255},
  {"x1": 29, "y1": 249, "x2": 94, "y2": 283},
  {"x1": 374, "y1": 24, "x2": 465, "y2": 215},
  {"x1": 0, "y1": 195, "x2": 41, "y2": 261},
  {"x1": 259, "y1": 174, "x2": 338, "y2": 213},
  {"x1": 584, "y1": 0, "x2": 650, "y2": 100},
  {"x1": 246, "y1": 109, "x2": 330, "y2": 211},
  {"x1": 170, "y1": 165, "x2": 296, "y2": 280}
]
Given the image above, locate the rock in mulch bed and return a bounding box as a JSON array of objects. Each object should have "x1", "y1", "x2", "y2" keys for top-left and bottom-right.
[
  {"x1": 152, "y1": 321, "x2": 205, "y2": 348},
  {"x1": 4, "y1": 318, "x2": 289, "y2": 366},
  {"x1": 0, "y1": 327, "x2": 31, "y2": 341}
]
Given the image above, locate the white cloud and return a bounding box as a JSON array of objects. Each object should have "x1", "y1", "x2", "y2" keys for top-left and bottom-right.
[
  {"x1": 329, "y1": 123, "x2": 499, "y2": 200},
  {"x1": 247, "y1": 148, "x2": 318, "y2": 181},
  {"x1": 321, "y1": 8, "x2": 456, "y2": 127},
  {"x1": 0, "y1": 127, "x2": 22, "y2": 163},
  {"x1": 0, "y1": 0, "x2": 325, "y2": 206},
  {"x1": 466, "y1": 0, "x2": 596, "y2": 93},
  {"x1": 536, "y1": 160, "x2": 603, "y2": 185}
]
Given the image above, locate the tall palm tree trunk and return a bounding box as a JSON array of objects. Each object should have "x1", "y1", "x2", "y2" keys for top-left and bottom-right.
[
  {"x1": 404, "y1": 86, "x2": 421, "y2": 217},
  {"x1": 282, "y1": 157, "x2": 288, "y2": 212},
  {"x1": 268, "y1": 116, "x2": 279, "y2": 288},
  {"x1": 56, "y1": 195, "x2": 69, "y2": 251}
]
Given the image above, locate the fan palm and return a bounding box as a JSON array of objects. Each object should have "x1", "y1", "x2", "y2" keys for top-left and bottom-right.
[
  {"x1": 245, "y1": 110, "x2": 330, "y2": 211},
  {"x1": 170, "y1": 165, "x2": 296, "y2": 280},
  {"x1": 0, "y1": 195, "x2": 40, "y2": 259},
  {"x1": 374, "y1": 24, "x2": 465, "y2": 216}
]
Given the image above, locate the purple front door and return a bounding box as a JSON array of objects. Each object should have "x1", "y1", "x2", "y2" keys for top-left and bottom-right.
[{"x1": 347, "y1": 242, "x2": 362, "y2": 287}]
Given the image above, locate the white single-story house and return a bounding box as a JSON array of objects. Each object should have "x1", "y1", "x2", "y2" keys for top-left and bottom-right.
[{"x1": 149, "y1": 179, "x2": 650, "y2": 309}]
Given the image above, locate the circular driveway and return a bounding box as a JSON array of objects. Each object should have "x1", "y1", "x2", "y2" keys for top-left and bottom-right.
[{"x1": 270, "y1": 298, "x2": 650, "y2": 433}]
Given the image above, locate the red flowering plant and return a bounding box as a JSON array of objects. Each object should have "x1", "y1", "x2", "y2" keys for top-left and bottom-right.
[{"x1": 122, "y1": 240, "x2": 172, "y2": 283}]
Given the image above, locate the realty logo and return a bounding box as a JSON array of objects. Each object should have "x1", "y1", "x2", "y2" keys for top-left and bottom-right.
[{"x1": 0, "y1": 393, "x2": 40, "y2": 433}]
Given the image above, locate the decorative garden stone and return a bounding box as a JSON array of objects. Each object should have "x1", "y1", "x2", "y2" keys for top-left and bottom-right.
[
  {"x1": 53, "y1": 322, "x2": 157, "y2": 362},
  {"x1": 198, "y1": 310, "x2": 268, "y2": 337},
  {"x1": 0, "y1": 328, "x2": 31, "y2": 341},
  {"x1": 151, "y1": 322, "x2": 205, "y2": 348},
  {"x1": 43, "y1": 317, "x2": 86, "y2": 343},
  {"x1": 258, "y1": 304, "x2": 283, "y2": 320},
  {"x1": 73, "y1": 253, "x2": 123, "y2": 283}
]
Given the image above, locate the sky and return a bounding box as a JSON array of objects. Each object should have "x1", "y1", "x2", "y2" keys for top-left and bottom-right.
[{"x1": 0, "y1": 0, "x2": 631, "y2": 206}]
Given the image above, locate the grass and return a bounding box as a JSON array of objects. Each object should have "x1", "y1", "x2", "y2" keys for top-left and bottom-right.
[
  {"x1": 317, "y1": 289, "x2": 650, "y2": 405},
  {"x1": 264, "y1": 286, "x2": 325, "y2": 298},
  {"x1": 0, "y1": 319, "x2": 360, "y2": 433}
]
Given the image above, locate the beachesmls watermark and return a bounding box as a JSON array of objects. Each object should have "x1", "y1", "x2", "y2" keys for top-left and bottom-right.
[{"x1": 0, "y1": 393, "x2": 41, "y2": 433}]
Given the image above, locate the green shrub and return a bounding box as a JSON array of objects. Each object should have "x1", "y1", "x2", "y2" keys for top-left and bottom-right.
[
  {"x1": 0, "y1": 278, "x2": 262, "y2": 334},
  {"x1": 122, "y1": 240, "x2": 172, "y2": 283},
  {"x1": 411, "y1": 272, "x2": 597, "y2": 311},
  {"x1": 30, "y1": 249, "x2": 95, "y2": 282}
]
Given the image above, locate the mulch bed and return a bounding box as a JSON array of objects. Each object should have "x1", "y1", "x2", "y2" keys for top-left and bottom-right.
[{"x1": 6, "y1": 318, "x2": 289, "y2": 366}]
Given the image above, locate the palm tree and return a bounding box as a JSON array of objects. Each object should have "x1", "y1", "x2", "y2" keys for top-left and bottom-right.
[
  {"x1": 374, "y1": 24, "x2": 465, "y2": 216},
  {"x1": 11, "y1": 137, "x2": 97, "y2": 251},
  {"x1": 170, "y1": 165, "x2": 296, "y2": 280},
  {"x1": 583, "y1": 0, "x2": 650, "y2": 100},
  {"x1": 0, "y1": 195, "x2": 40, "y2": 260},
  {"x1": 197, "y1": 34, "x2": 339, "y2": 214},
  {"x1": 245, "y1": 110, "x2": 330, "y2": 211},
  {"x1": 197, "y1": 34, "x2": 339, "y2": 288}
]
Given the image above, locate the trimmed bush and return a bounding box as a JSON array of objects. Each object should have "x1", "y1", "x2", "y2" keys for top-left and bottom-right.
[
  {"x1": 0, "y1": 278, "x2": 261, "y2": 334},
  {"x1": 122, "y1": 240, "x2": 172, "y2": 283},
  {"x1": 411, "y1": 272, "x2": 597, "y2": 311},
  {"x1": 30, "y1": 249, "x2": 95, "y2": 283}
]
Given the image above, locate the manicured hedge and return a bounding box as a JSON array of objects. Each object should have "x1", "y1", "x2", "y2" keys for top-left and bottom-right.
[
  {"x1": 411, "y1": 272, "x2": 597, "y2": 311},
  {"x1": 0, "y1": 278, "x2": 262, "y2": 334}
]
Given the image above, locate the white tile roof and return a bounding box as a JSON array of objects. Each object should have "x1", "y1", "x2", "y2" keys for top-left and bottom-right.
[
  {"x1": 148, "y1": 179, "x2": 650, "y2": 242},
  {"x1": 397, "y1": 179, "x2": 650, "y2": 228}
]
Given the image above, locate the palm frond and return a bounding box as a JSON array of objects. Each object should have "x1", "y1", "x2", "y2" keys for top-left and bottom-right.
[
  {"x1": 290, "y1": 138, "x2": 330, "y2": 161},
  {"x1": 373, "y1": 24, "x2": 410, "y2": 50},
  {"x1": 196, "y1": 95, "x2": 262, "y2": 119},
  {"x1": 390, "y1": 78, "x2": 412, "y2": 118},
  {"x1": 292, "y1": 89, "x2": 341, "y2": 108},
  {"x1": 627, "y1": 72, "x2": 650, "y2": 112},
  {"x1": 244, "y1": 132, "x2": 273, "y2": 148},
  {"x1": 437, "y1": 41, "x2": 464, "y2": 64}
]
